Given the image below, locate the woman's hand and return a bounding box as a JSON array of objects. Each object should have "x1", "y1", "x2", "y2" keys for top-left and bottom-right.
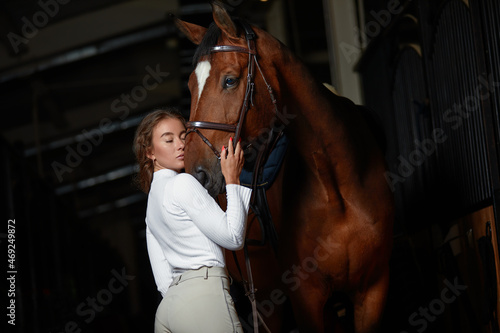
[{"x1": 220, "y1": 137, "x2": 244, "y2": 185}]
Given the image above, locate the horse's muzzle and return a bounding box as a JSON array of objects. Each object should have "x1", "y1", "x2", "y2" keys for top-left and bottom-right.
[{"x1": 192, "y1": 165, "x2": 224, "y2": 198}]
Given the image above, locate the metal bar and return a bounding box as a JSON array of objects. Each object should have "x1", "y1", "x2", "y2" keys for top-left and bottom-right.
[
  {"x1": 55, "y1": 163, "x2": 138, "y2": 195},
  {"x1": 0, "y1": 24, "x2": 176, "y2": 84},
  {"x1": 23, "y1": 113, "x2": 145, "y2": 157},
  {"x1": 77, "y1": 192, "x2": 147, "y2": 219},
  {"x1": 472, "y1": 0, "x2": 500, "y2": 270}
]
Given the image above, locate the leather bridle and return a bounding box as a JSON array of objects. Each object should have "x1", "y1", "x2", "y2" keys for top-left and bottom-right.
[
  {"x1": 185, "y1": 21, "x2": 279, "y2": 159},
  {"x1": 185, "y1": 21, "x2": 283, "y2": 333}
]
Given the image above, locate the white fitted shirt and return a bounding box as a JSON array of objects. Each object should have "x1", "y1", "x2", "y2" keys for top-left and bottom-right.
[{"x1": 145, "y1": 169, "x2": 252, "y2": 297}]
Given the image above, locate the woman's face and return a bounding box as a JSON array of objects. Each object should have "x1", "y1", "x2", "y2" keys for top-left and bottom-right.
[{"x1": 148, "y1": 118, "x2": 186, "y2": 172}]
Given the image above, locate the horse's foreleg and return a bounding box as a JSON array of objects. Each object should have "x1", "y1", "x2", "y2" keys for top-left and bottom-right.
[
  {"x1": 352, "y1": 266, "x2": 389, "y2": 333},
  {"x1": 287, "y1": 277, "x2": 328, "y2": 332}
]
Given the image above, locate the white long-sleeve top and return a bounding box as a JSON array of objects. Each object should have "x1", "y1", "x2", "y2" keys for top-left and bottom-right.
[{"x1": 145, "y1": 169, "x2": 252, "y2": 297}]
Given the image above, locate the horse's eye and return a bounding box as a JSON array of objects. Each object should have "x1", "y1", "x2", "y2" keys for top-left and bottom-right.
[{"x1": 224, "y1": 77, "x2": 239, "y2": 89}]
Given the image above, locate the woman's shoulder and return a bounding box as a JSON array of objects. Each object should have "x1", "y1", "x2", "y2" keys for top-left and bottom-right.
[
  {"x1": 171, "y1": 173, "x2": 204, "y2": 193},
  {"x1": 168, "y1": 172, "x2": 209, "y2": 206},
  {"x1": 173, "y1": 172, "x2": 198, "y2": 184}
]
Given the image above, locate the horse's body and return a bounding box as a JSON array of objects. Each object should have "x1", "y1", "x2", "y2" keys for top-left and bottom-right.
[{"x1": 176, "y1": 3, "x2": 394, "y2": 332}]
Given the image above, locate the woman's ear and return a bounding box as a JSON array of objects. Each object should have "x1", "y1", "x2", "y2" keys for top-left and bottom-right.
[{"x1": 146, "y1": 147, "x2": 155, "y2": 161}]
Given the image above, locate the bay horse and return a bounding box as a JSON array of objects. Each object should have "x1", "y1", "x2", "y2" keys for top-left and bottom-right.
[{"x1": 175, "y1": 2, "x2": 394, "y2": 332}]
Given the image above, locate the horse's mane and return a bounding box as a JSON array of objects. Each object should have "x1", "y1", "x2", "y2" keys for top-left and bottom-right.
[{"x1": 192, "y1": 22, "x2": 221, "y2": 66}]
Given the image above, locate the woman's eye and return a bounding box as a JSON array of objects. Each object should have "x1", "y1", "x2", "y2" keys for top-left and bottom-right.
[{"x1": 224, "y1": 77, "x2": 239, "y2": 89}]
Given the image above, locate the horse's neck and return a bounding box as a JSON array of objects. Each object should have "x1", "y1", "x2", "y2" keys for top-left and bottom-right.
[
  {"x1": 277, "y1": 54, "x2": 347, "y2": 160},
  {"x1": 275, "y1": 53, "x2": 359, "y2": 204}
]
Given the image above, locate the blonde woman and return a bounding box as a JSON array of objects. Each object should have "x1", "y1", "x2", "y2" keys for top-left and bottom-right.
[{"x1": 133, "y1": 108, "x2": 250, "y2": 332}]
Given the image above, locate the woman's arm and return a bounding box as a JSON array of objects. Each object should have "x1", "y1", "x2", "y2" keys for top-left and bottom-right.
[
  {"x1": 174, "y1": 139, "x2": 251, "y2": 250},
  {"x1": 174, "y1": 174, "x2": 251, "y2": 250},
  {"x1": 146, "y1": 226, "x2": 172, "y2": 297}
]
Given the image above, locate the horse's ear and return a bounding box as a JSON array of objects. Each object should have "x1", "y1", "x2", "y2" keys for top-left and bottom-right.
[
  {"x1": 174, "y1": 16, "x2": 207, "y2": 45},
  {"x1": 211, "y1": 1, "x2": 239, "y2": 42}
]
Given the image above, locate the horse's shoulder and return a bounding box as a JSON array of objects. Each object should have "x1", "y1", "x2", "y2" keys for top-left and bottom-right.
[{"x1": 321, "y1": 83, "x2": 387, "y2": 153}]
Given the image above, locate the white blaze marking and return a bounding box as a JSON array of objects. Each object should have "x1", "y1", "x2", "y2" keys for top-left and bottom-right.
[{"x1": 195, "y1": 60, "x2": 211, "y2": 102}]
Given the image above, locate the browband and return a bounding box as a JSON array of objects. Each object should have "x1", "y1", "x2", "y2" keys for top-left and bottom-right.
[{"x1": 210, "y1": 45, "x2": 256, "y2": 54}]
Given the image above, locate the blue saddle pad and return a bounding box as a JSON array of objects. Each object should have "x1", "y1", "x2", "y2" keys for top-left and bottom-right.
[{"x1": 240, "y1": 134, "x2": 289, "y2": 190}]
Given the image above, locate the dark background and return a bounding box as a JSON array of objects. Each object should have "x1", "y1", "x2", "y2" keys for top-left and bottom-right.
[
  {"x1": 1, "y1": 0, "x2": 331, "y2": 332},
  {"x1": 1, "y1": 0, "x2": 500, "y2": 332}
]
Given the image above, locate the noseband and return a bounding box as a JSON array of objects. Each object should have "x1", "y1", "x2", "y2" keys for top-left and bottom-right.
[{"x1": 185, "y1": 21, "x2": 278, "y2": 159}]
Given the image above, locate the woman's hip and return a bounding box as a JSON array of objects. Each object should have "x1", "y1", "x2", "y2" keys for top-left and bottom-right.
[{"x1": 155, "y1": 266, "x2": 242, "y2": 333}]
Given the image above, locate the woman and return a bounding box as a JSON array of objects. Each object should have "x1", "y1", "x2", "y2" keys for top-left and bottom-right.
[{"x1": 133, "y1": 108, "x2": 251, "y2": 333}]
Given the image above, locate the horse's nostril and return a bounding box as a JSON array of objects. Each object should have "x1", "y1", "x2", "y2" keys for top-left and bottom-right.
[{"x1": 194, "y1": 166, "x2": 210, "y2": 188}]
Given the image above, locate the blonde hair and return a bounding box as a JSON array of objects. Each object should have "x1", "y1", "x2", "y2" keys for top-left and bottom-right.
[{"x1": 133, "y1": 108, "x2": 186, "y2": 193}]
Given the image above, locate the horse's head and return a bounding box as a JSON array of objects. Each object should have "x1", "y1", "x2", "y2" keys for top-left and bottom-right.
[{"x1": 175, "y1": 1, "x2": 283, "y2": 197}]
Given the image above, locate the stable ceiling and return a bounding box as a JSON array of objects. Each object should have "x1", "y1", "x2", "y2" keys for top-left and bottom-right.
[{"x1": 0, "y1": 0, "x2": 272, "y2": 221}]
